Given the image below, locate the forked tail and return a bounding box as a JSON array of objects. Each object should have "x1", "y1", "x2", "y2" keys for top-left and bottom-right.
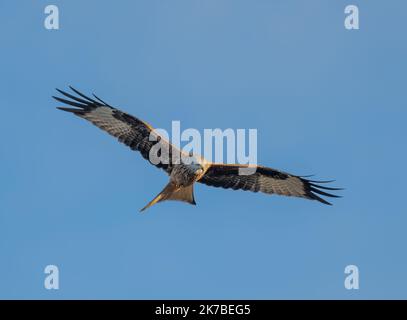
[{"x1": 140, "y1": 182, "x2": 196, "y2": 212}]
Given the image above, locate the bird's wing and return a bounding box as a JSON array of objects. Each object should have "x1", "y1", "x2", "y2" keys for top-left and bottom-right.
[
  {"x1": 54, "y1": 86, "x2": 181, "y2": 173},
  {"x1": 198, "y1": 163, "x2": 341, "y2": 205}
]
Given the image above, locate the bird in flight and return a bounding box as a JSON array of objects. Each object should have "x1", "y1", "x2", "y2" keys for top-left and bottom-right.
[{"x1": 54, "y1": 87, "x2": 341, "y2": 212}]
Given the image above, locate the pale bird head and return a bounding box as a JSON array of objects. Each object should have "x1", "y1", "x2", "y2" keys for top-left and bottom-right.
[{"x1": 188, "y1": 156, "x2": 204, "y2": 176}]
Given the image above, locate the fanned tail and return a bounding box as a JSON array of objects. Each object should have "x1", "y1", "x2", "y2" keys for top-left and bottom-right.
[{"x1": 140, "y1": 182, "x2": 196, "y2": 212}]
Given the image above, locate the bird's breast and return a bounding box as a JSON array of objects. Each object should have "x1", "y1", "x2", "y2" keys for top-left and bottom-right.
[{"x1": 170, "y1": 164, "x2": 197, "y2": 186}]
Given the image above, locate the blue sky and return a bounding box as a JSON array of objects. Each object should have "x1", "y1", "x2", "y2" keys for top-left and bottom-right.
[{"x1": 0, "y1": 1, "x2": 406, "y2": 299}]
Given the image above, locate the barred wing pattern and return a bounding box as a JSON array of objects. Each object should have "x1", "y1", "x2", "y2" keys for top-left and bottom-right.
[
  {"x1": 53, "y1": 86, "x2": 178, "y2": 173},
  {"x1": 199, "y1": 164, "x2": 341, "y2": 205}
]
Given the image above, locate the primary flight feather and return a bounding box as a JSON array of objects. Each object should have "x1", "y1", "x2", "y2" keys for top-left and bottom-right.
[{"x1": 54, "y1": 87, "x2": 341, "y2": 211}]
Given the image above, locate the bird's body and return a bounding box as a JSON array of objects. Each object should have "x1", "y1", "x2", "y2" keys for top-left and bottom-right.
[
  {"x1": 139, "y1": 162, "x2": 206, "y2": 212},
  {"x1": 170, "y1": 162, "x2": 206, "y2": 187},
  {"x1": 54, "y1": 87, "x2": 341, "y2": 211}
]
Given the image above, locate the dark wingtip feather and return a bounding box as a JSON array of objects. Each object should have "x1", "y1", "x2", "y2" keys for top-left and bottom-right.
[
  {"x1": 309, "y1": 192, "x2": 333, "y2": 205},
  {"x1": 92, "y1": 93, "x2": 110, "y2": 106},
  {"x1": 307, "y1": 179, "x2": 336, "y2": 184},
  {"x1": 309, "y1": 183, "x2": 344, "y2": 191},
  {"x1": 56, "y1": 106, "x2": 85, "y2": 115},
  {"x1": 309, "y1": 186, "x2": 341, "y2": 198},
  {"x1": 53, "y1": 95, "x2": 87, "y2": 108},
  {"x1": 300, "y1": 176, "x2": 343, "y2": 205},
  {"x1": 68, "y1": 86, "x2": 102, "y2": 105},
  {"x1": 55, "y1": 88, "x2": 93, "y2": 105}
]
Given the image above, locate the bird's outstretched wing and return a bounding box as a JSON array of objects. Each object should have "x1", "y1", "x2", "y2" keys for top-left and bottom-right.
[
  {"x1": 198, "y1": 164, "x2": 342, "y2": 205},
  {"x1": 54, "y1": 86, "x2": 179, "y2": 173}
]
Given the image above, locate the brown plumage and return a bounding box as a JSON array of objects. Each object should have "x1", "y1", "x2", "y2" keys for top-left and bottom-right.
[{"x1": 54, "y1": 87, "x2": 342, "y2": 211}]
